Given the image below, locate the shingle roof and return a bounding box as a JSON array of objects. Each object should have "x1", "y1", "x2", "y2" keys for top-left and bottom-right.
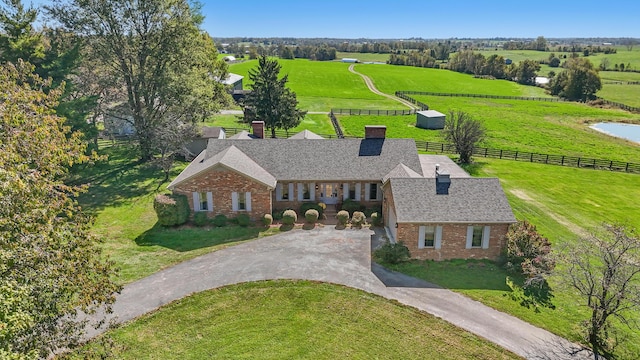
[
  {"x1": 288, "y1": 130, "x2": 324, "y2": 139},
  {"x1": 201, "y1": 126, "x2": 224, "y2": 139},
  {"x1": 168, "y1": 145, "x2": 276, "y2": 189},
  {"x1": 203, "y1": 138, "x2": 422, "y2": 181},
  {"x1": 382, "y1": 163, "x2": 423, "y2": 184},
  {"x1": 389, "y1": 177, "x2": 516, "y2": 223}
]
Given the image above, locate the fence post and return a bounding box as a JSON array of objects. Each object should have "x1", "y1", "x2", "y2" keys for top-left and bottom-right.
[
  {"x1": 561, "y1": 156, "x2": 565, "y2": 165},
  {"x1": 546, "y1": 154, "x2": 549, "y2": 163},
  {"x1": 515, "y1": 151, "x2": 518, "y2": 160},
  {"x1": 499, "y1": 149, "x2": 503, "y2": 159},
  {"x1": 578, "y1": 158, "x2": 581, "y2": 167}
]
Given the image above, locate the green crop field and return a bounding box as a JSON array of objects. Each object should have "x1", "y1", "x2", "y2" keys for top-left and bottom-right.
[
  {"x1": 229, "y1": 59, "x2": 405, "y2": 111},
  {"x1": 67, "y1": 281, "x2": 520, "y2": 360}
]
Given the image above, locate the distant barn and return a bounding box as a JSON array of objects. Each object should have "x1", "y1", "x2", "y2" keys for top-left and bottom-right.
[
  {"x1": 223, "y1": 55, "x2": 236, "y2": 62},
  {"x1": 341, "y1": 58, "x2": 358, "y2": 63},
  {"x1": 221, "y1": 73, "x2": 244, "y2": 91},
  {"x1": 416, "y1": 110, "x2": 446, "y2": 130}
]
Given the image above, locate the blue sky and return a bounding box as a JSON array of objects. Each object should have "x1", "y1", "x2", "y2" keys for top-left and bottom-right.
[{"x1": 31, "y1": 0, "x2": 640, "y2": 39}]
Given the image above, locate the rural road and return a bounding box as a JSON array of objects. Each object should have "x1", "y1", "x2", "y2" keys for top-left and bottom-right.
[
  {"x1": 87, "y1": 227, "x2": 592, "y2": 360},
  {"x1": 348, "y1": 64, "x2": 419, "y2": 109}
]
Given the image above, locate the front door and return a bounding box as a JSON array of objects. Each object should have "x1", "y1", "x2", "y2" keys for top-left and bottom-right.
[{"x1": 320, "y1": 183, "x2": 339, "y2": 205}]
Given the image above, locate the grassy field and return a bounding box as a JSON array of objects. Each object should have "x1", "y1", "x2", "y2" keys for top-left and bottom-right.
[
  {"x1": 229, "y1": 59, "x2": 404, "y2": 111},
  {"x1": 68, "y1": 281, "x2": 520, "y2": 360},
  {"x1": 597, "y1": 84, "x2": 640, "y2": 107},
  {"x1": 77, "y1": 143, "x2": 280, "y2": 284},
  {"x1": 339, "y1": 96, "x2": 640, "y2": 161},
  {"x1": 354, "y1": 63, "x2": 551, "y2": 97},
  {"x1": 204, "y1": 113, "x2": 337, "y2": 136}
]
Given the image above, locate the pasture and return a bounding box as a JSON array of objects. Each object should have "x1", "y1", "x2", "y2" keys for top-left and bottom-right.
[{"x1": 67, "y1": 281, "x2": 520, "y2": 360}]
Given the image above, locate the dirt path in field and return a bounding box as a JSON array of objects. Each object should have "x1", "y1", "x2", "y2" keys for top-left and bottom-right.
[
  {"x1": 348, "y1": 64, "x2": 418, "y2": 109},
  {"x1": 510, "y1": 189, "x2": 589, "y2": 238}
]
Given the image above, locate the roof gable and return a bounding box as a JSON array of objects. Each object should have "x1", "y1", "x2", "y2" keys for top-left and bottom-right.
[
  {"x1": 168, "y1": 145, "x2": 276, "y2": 189},
  {"x1": 390, "y1": 177, "x2": 515, "y2": 223},
  {"x1": 382, "y1": 163, "x2": 423, "y2": 184},
  {"x1": 288, "y1": 130, "x2": 324, "y2": 139}
]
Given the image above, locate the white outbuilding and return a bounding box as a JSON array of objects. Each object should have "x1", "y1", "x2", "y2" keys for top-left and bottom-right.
[{"x1": 416, "y1": 110, "x2": 446, "y2": 130}]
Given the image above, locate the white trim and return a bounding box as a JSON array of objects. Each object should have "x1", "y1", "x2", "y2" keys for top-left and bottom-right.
[
  {"x1": 418, "y1": 226, "x2": 426, "y2": 249},
  {"x1": 245, "y1": 192, "x2": 252, "y2": 212},
  {"x1": 232, "y1": 192, "x2": 239, "y2": 211},
  {"x1": 309, "y1": 182, "x2": 315, "y2": 201},
  {"x1": 276, "y1": 183, "x2": 283, "y2": 201},
  {"x1": 355, "y1": 183, "x2": 361, "y2": 201},
  {"x1": 482, "y1": 226, "x2": 491, "y2": 249},
  {"x1": 343, "y1": 183, "x2": 349, "y2": 200},
  {"x1": 465, "y1": 226, "x2": 474, "y2": 249},
  {"x1": 365, "y1": 183, "x2": 371, "y2": 201},
  {"x1": 192, "y1": 192, "x2": 200, "y2": 212},
  {"x1": 376, "y1": 184, "x2": 382, "y2": 201},
  {"x1": 297, "y1": 183, "x2": 304, "y2": 201},
  {"x1": 206, "y1": 192, "x2": 213, "y2": 212},
  {"x1": 288, "y1": 183, "x2": 294, "y2": 201},
  {"x1": 434, "y1": 225, "x2": 442, "y2": 249}
]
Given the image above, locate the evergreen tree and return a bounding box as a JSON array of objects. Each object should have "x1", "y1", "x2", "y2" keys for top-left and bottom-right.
[{"x1": 244, "y1": 56, "x2": 306, "y2": 138}]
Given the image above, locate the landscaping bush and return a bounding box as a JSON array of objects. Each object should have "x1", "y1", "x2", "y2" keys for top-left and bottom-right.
[
  {"x1": 364, "y1": 205, "x2": 382, "y2": 218},
  {"x1": 373, "y1": 241, "x2": 410, "y2": 264},
  {"x1": 213, "y1": 214, "x2": 228, "y2": 227},
  {"x1": 262, "y1": 214, "x2": 273, "y2": 226},
  {"x1": 153, "y1": 193, "x2": 190, "y2": 227},
  {"x1": 336, "y1": 210, "x2": 349, "y2": 225},
  {"x1": 236, "y1": 213, "x2": 251, "y2": 227},
  {"x1": 370, "y1": 212, "x2": 382, "y2": 227},
  {"x1": 502, "y1": 220, "x2": 555, "y2": 288},
  {"x1": 300, "y1": 202, "x2": 324, "y2": 218},
  {"x1": 272, "y1": 209, "x2": 284, "y2": 221},
  {"x1": 281, "y1": 209, "x2": 298, "y2": 225},
  {"x1": 305, "y1": 209, "x2": 319, "y2": 223},
  {"x1": 341, "y1": 199, "x2": 364, "y2": 215},
  {"x1": 351, "y1": 211, "x2": 366, "y2": 227},
  {"x1": 193, "y1": 212, "x2": 209, "y2": 227}
]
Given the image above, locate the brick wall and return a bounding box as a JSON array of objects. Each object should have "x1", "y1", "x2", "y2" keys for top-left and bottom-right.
[
  {"x1": 172, "y1": 167, "x2": 272, "y2": 221},
  {"x1": 398, "y1": 223, "x2": 510, "y2": 261}
]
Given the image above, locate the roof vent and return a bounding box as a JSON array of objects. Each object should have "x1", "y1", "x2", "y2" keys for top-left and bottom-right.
[{"x1": 435, "y1": 169, "x2": 451, "y2": 195}]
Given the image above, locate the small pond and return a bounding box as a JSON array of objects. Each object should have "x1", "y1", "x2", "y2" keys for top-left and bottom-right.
[{"x1": 590, "y1": 122, "x2": 640, "y2": 144}]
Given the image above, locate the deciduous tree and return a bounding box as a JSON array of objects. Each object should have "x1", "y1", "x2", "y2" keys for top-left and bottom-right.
[
  {"x1": 558, "y1": 224, "x2": 640, "y2": 359},
  {"x1": 549, "y1": 57, "x2": 601, "y2": 102},
  {"x1": 0, "y1": 61, "x2": 119, "y2": 359},
  {"x1": 442, "y1": 110, "x2": 485, "y2": 164},
  {"x1": 48, "y1": 0, "x2": 229, "y2": 161},
  {"x1": 244, "y1": 56, "x2": 306, "y2": 138}
]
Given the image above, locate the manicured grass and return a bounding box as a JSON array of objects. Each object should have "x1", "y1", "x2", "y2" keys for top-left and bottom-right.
[
  {"x1": 77, "y1": 144, "x2": 278, "y2": 284},
  {"x1": 354, "y1": 63, "x2": 551, "y2": 97},
  {"x1": 600, "y1": 70, "x2": 640, "y2": 82},
  {"x1": 598, "y1": 83, "x2": 640, "y2": 107},
  {"x1": 204, "y1": 113, "x2": 337, "y2": 137},
  {"x1": 229, "y1": 59, "x2": 404, "y2": 111},
  {"x1": 70, "y1": 281, "x2": 521, "y2": 360}
]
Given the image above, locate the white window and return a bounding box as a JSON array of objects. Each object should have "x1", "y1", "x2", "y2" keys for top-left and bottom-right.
[
  {"x1": 192, "y1": 191, "x2": 213, "y2": 212},
  {"x1": 297, "y1": 183, "x2": 315, "y2": 201},
  {"x1": 365, "y1": 183, "x2": 381, "y2": 201},
  {"x1": 276, "y1": 183, "x2": 294, "y2": 201},
  {"x1": 418, "y1": 225, "x2": 442, "y2": 249},
  {"x1": 232, "y1": 192, "x2": 252, "y2": 212},
  {"x1": 466, "y1": 225, "x2": 490, "y2": 249}
]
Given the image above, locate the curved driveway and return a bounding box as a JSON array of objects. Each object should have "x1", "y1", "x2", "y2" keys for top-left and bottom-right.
[
  {"x1": 94, "y1": 227, "x2": 591, "y2": 360},
  {"x1": 348, "y1": 64, "x2": 418, "y2": 109}
]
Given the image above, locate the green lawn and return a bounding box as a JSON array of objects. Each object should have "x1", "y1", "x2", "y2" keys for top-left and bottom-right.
[
  {"x1": 78, "y1": 143, "x2": 280, "y2": 284},
  {"x1": 229, "y1": 59, "x2": 404, "y2": 111},
  {"x1": 598, "y1": 83, "x2": 640, "y2": 107},
  {"x1": 204, "y1": 113, "x2": 337, "y2": 136},
  {"x1": 67, "y1": 281, "x2": 521, "y2": 360},
  {"x1": 354, "y1": 63, "x2": 550, "y2": 97}
]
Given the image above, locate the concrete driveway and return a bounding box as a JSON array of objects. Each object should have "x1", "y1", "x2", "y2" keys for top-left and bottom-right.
[{"x1": 93, "y1": 226, "x2": 591, "y2": 360}]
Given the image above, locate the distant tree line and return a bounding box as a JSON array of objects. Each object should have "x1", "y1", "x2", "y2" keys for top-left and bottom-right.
[{"x1": 447, "y1": 50, "x2": 541, "y2": 85}]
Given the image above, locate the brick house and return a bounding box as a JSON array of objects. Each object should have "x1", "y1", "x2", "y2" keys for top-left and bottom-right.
[{"x1": 168, "y1": 121, "x2": 516, "y2": 260}]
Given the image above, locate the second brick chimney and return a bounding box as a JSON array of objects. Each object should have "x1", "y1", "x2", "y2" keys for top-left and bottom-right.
[
  {"x1": 364, "y1": 125, "x2": 386, "y2": 139},
  {"x1": 251, "y1": 121, "x2": 265, "y2": 139}
]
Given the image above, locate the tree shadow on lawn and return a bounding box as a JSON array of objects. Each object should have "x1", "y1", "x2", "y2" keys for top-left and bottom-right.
[
  {"x1": 134, "y1": 223, "x2": 263, "y2": 252},
  {"x1": 387, "y1": 258, "x2": 555, "y2": 310},
  {"x1": 73, "y1": 145, "x2": 180, "y2": 215}
]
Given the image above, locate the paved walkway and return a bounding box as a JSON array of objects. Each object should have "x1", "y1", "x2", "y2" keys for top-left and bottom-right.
[
  {"x1": 90, "y1": 227, "x2": 591, "y2": 360},
  {"x1": 348, "y1": 64, "x2": 419, "y2": 109}
]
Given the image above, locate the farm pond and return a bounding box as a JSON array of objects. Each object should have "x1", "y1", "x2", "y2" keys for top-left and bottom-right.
[{"x1": 590, "y1": 122, "x2": 640, "y2": 144}]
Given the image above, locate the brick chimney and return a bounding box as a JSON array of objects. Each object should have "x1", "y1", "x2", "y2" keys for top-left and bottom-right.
[
  {"x1": 251, "y1": 121, "x2": 264, "y2": 139},
  {"x1": 364, "y1": 125, "x2": 386, "y2": 139},
  {"x1": 435, "y1": 165, "x2": 451, "y2": 195}
]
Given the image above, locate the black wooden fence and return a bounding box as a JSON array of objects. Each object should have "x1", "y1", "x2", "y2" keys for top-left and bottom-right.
[
  {"x1": 415, "y1": 140, "x2": 640, "y2": 174},
  {"x1": 394, "y1": 92, "x2": 430, "y2": 110},
  {"x1": 331, "y1": 108, "x2": 418, "y2": 116}
]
